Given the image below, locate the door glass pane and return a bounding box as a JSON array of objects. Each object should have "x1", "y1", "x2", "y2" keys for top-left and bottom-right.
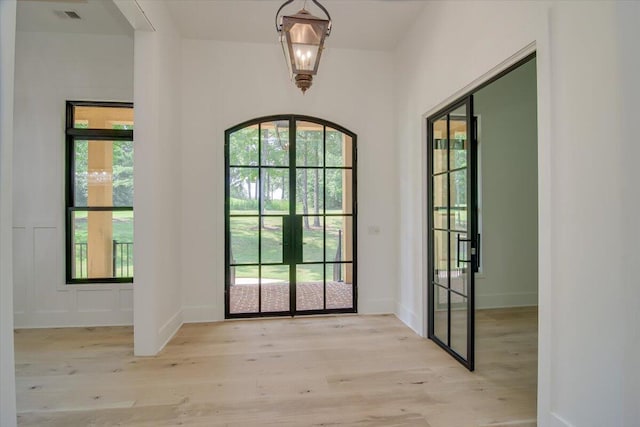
[
  {"x1": 112, "y1": 211, "x2": 134, "y2": 278},
  {"x1": 301, "y1": 216, "x2": 324, "y2": 263},
  {"x1": 433, "y1": 285, "x2": 448, "y2": 344},
  {"x1": 261, "y1": 217, "x2": 284, "y2": 264},
  {"x1": 450, "y1": 233, "x2": 469, "y2": 297},
  {"x1": 229, "y1": 167, "x2": 259, "y2": 215},
  {"x1": 296, "y1": 264, "x2": 324, "y2": 311},
  {"x1": 433, "y1": 174, "x2": 448, "y2": 229},
  {"x1": 73, "y1": 105, "x2": 134, "y2": 130},
  {"x1": 261, "y1": 265, "x2": 290, "y2": 312},
  {"x1": 325, "y1": 263, "x2": 353, "y2": 309},
  {"x1": 325, "y1": 169, "x2": 352, "y2": 214},
  {"x1": 450, "y1": 295, "x2": 468, "y2": 359},
  {"x1": 434, "y1": 230, "x2": 448, "y2": 286},
  {"x1": 433, "y1": 115, "x2": 447, "y2": 174},
  {"x1": 229, "y1": 124, "x2": 259, "y2": 166},
  {"x1": 430, "y1": 98, "x2": 474, "y2": 368},
  {"x1": 73, "y1": 140, "x2": 134, "y2": 207},
  {"x1": 325, "y1": 128, "x2": 353, "y2": 167},
  {"x1": 326, "y1": 216, "x2": 352, "y2": 262},
  {"x1": 449, "y1": 105, "x2": 468, "y2": 169},
  {"x1": 230, "y1": 217, "x2": 258, "y2": 264},
  {"x1": 70, "y1": 210, "x2": 133, "y2": 279},
  {"x1": 296, "y1": 169, "x2": 324, "y2": 215},
  {"x1": 296, "y1": 121, "x2": 323, "y2": 167},
  {"x1": 450, "y1": 170, "x2": 467, "y2": 232},
  {"x1": 262, "y1": 168, "x2": 289, "y2": 214},
  {"x1": 261, "y1": 120, "x2": 289, "y2": 167},
  {"x1": 229, "y1": 266, "x2": 259, "y2": 314}
]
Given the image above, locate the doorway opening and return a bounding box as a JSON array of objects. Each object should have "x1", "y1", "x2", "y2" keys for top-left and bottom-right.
[
  {"x1": 225, "y1": 115, "x2": 357, "y2": 318},
  {"x1": 427, "y1": 53, "x2": 538, "y2": 372}
]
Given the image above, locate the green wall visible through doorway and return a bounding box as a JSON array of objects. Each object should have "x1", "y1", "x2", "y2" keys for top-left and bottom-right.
[{"x1": 474, "y1": 58, "x2": 538, "y2": 309}]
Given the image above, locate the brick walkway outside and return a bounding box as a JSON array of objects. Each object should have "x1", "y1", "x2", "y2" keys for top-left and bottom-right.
[{"x1": 230, "y1": 281, "x2": 353, "y2": 313}]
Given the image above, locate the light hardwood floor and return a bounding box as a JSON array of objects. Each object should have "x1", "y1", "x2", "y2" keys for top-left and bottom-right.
[{"x1": 14, "y1": 308, "x2": 537, "y2": 426}]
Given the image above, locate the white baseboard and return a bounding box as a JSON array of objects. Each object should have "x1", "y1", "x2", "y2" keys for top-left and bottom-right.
[
  {"x1": 549, "y1": 412, "x2": 574, "y2": 427},
  {"x1": 395, "y1": 302, "x2": 423, "y2": 337},
  {"x1": 359, "y1": 297, "x2": 394, "y2": 314},
  {"x1": 14, "y1": 310, "x2": 133, "y2": 329},
  {"x1": 476, "y1": 292, "x2": 538, "y2": 309},
  {"x1": 156, "y1": 309, "x2": 183, "y2": 353},
  {"x1": 182, "y1": 305, "x2": 223, "y2": 323},
  {"x1": 183, "y1": 299, "x2": 395, "y2": 322}
]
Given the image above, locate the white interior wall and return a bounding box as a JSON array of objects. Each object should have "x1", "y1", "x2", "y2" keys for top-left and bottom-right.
[
  {"x1": 617, "y1": 5, "x2": 640, "y2": 425},
  {"x1": 132, "y1": 0, "x2": 183, "y2": 355},
  {"x1": 11, "y1": 31, "x2": 134, "y2": 328},
  {"x1": 394, "y1": 1, "x2": 639, "y2": 426},
  {"x1": 474, "y1": 58, "x2": 538, "y2": 309},
  {"x1": 548, "y1": 3, "x2": 632, "y2": 426},
  {"x1": 393, "y1": 0, "x2": 547, "y2": 337},
  {"x1": 1, "y1": 1, "x2": 18, "y2": 425},
  {"x1": 180, "y1": 40, "x2": 396, "y2": 321}
]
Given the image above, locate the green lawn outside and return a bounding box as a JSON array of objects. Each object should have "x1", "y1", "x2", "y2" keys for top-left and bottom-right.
[
  {"x1": 73, "y1": 210, "x2": 133, "y2": 242},
  {"x1": 73, "y1": 210, "x2": 134, "y2": 278},
  {"x1": 230, "y1": 213, "x2": 350, "y2": 281},
  {"x1": 72, "y1": 207, "x2": 352, "y2": 281}
]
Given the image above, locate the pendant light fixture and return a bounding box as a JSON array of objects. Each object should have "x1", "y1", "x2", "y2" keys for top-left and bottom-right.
[{"x1": 276, "y1": 0, "x2": 332, "y2": 94}]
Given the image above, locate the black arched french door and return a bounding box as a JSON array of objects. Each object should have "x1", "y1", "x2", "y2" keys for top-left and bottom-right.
[{"x1": 225, "y1": 115, "x2": 357, "y2": 318}]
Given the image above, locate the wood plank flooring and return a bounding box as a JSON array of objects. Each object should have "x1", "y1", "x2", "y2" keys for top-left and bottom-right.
[{"x1": 14, "y1": 308, "x2": 537, "y2": 426}]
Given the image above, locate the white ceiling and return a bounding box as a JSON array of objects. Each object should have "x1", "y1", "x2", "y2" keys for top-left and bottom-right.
[
  {"x1": 15, "y1": 0, "x2": 426, "y2": 51},
  {"x1": 164, "y1": 0, "x2": 427, "y2": 51},
  {"x1": 16, "y1": 0, "x2": 133, "y2": 35}
]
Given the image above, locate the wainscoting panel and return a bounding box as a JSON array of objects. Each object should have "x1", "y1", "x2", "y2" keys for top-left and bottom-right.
[
  {"x1": 77, "y1": 289, "x2": 115, "y2": 313},
  {"x1": 12, "y1": 227, "x2": 28, "y2": 315},
  {"x1": 119, "y1": 288, "x2": 133, "y2": 312},
  {"x1": 34, "y1": 227, "x2": 68, "y2": 313},
  {"x1": 13, "y1": 225, "x2": 133, "y2": 328}
]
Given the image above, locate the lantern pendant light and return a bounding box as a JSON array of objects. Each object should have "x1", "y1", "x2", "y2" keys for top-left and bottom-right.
[{"x1": 276, "y1": 0, "x2": 332, "y2": 94}]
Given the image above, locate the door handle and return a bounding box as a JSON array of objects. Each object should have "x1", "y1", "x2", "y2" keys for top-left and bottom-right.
[
  {"x1": 282, "y1": 216, "x2": 304, "y2": 264},
  {"x1": 282, "y1": 216, "x2": 291, "y2": 264},
  {"x1": 456, "y1": 233, "x2": 472, "y2": 268},
  {"x1": 295, "y1": 215, "x2": 303, "y2": 263},
  {"x1": 475, "y1": 233, "x2": 481, "y2": 272}
]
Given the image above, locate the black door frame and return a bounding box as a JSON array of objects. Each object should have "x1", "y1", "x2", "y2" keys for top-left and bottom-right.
[
  {"x1": 427, "y1": 97, "x2": 478, "y2": 371},
  {"x1": 224, "y1": 114, "x2": 357, "y2": 318},
  {"x1": 426, "y1": 52, "x2": 537, "y2": 371}
]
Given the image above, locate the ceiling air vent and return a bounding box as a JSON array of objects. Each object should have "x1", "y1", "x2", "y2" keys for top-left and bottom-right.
[{"x1": 53, "y1": 10, "x2": 81, "y2": 20}]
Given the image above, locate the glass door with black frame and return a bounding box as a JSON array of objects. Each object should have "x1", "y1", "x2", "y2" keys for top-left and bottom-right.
[
  {"x1": 428, "y1": 97, "x2": 477, "y2": 370},
  {"x1": 225, "y1": 116, "x2": 357, "y2": 318}
]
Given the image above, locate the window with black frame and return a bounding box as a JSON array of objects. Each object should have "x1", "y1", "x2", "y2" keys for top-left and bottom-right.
[{"x1": 65, "y1": 101, "x2": 134, "y2": 283}]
